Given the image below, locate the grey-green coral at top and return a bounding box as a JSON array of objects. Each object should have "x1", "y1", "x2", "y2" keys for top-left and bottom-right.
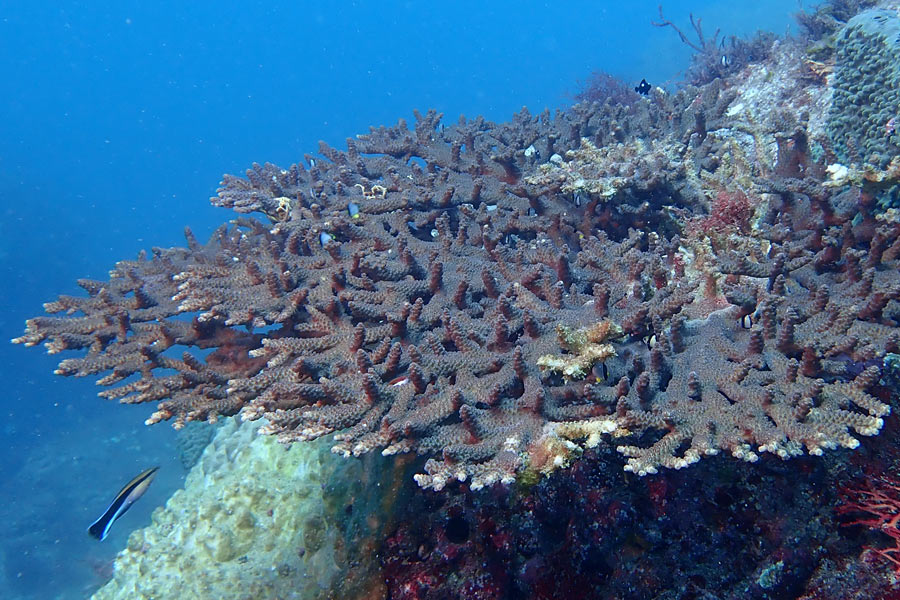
[
  {"x1": 91, "y1": 418, "x2": 408, "y2": 600},
  {"x1": 828, "y1": 8, "x2": 900, "y2": 167}
]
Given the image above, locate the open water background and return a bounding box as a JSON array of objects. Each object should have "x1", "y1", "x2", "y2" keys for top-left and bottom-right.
[{"x1": 0, "y1": 2, "x2": 803, "y2": 597}]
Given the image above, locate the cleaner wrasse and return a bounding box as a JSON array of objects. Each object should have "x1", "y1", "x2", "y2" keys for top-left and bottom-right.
[{"x1": 88, "y1": 466, "x2": 159, "y2": 541}]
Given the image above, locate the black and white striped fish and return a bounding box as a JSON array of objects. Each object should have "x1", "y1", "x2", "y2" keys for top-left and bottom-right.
[{"x1": 88, "y1": 466, "x2": 159, "y2": 541}]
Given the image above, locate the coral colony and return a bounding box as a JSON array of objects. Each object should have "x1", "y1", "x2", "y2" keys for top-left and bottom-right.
[
  {"x1": 13, "y1": 1, "x2": 900, "y2": 595},
  {"x1": 15, "y1": 98, "x2": 899, "y2": 489}
]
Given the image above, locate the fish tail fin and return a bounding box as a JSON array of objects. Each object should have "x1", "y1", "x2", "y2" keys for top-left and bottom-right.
[{"x1": 87, "y1": 518, "x2": 108, "y2": 541}]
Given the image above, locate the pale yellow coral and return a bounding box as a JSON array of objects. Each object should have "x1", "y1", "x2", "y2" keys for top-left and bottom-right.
[
  {"x1": 526, "y1": 418, "x2": 623, "y2": 477},
  {"x1": 537, "y1": 320, "x2": 622, "y2": 380},
  {"x1": 824, "y1": 156, "x2": 900, "y2": 190},
  {"x1": 354, "y1": 182, "x2": 387, "y2": 200},
  {"x1": 271, "y1": 196, "x2": 292, "y2": 222}
]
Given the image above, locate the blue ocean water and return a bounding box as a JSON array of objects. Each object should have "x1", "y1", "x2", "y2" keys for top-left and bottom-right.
[{"x1": 0, "y1": 2, "x2": 802, "y2": 598}]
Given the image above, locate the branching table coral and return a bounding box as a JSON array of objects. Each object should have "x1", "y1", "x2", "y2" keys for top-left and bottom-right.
[{"x1": 14, "y1": 100, "x2": 900, "y2": 490}]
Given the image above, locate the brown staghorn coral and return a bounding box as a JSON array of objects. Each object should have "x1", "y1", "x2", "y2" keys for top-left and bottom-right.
[{"x1": 14, "y1": 101, "x2": 898, "y2": 490}]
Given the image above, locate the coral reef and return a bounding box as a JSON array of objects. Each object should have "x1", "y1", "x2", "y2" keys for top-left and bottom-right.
[
  {"x1": 12, "y1": 1, "x2": 900, "y2": 597},
  {"x1": 92, "y1": 418, "x2": 410, "y2": 600},
  {"x1": 14, "y1": 43, "x2": 900, "y2": 491}
]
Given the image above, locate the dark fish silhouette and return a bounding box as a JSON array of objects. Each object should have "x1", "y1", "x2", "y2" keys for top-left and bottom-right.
[
  {"x1": 88, "y1": 466, "x2": 159, "y2": 541},
  {"x1": 720, "y1": 37, "x2": 731, "y2": 69},
  {"x1": 634, "y1": 79, "x2": 652, "y2": 95}
]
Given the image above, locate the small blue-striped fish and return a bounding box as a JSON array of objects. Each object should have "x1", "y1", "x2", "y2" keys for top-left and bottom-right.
[{"x1": 88, "y1": 466, "x2": 159, "y2": 541}]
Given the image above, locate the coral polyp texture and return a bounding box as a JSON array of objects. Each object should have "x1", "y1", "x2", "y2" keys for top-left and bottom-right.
[
  {"x1": 828, "y1": 8, "x2": 900, "y2": 167},
  {"x1": 14, "y1": 88, "x2": 900, "y2": 490}
]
